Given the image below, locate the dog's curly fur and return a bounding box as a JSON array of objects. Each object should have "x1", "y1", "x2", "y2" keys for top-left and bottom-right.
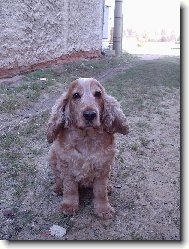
[{"x1": 47, "y1": 78, "x2": 129, "y2": 218}]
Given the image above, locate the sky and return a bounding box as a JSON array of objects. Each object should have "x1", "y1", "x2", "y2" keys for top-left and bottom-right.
[{"x1": 122, "y1": 0, "x2": 180, "y2": 35}]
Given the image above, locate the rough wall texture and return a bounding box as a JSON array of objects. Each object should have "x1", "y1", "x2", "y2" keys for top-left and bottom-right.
[{"x1": 0, "y1": 0, "x2": 104, "y2": 78}]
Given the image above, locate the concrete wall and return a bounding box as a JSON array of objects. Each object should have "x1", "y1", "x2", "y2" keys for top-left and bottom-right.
[{"x1": 0, "y1": 0, "x2": 104, "y2": 78}]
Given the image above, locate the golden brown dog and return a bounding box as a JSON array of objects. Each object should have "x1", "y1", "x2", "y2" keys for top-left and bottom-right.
[{"x1": 47, "y1": 78, "x2": 129, "y2": 218}]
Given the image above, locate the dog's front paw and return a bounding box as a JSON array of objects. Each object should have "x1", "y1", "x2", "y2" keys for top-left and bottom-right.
[
  {"x1": 59, "y1": 202, "x2": 79, "y2": 215},
  {"x1": 94, "y1": 204, "x2": 115, "y2": 219}
]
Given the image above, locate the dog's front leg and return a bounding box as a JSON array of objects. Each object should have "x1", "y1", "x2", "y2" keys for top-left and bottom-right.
[
  {"x1": 59, "y1": 176, "x2": 79, "y2": 215},
  {"x1": 93, "y1": 177, "x2": 115, "y2": 219}
]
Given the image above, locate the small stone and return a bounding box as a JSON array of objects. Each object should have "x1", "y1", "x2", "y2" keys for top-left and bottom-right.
[
  {"x1": 40, "y1": 78, "x2": 48, "y2": 81},
  {"x1": 49, "y1": 224, "x2": 66, "y2": 238}
]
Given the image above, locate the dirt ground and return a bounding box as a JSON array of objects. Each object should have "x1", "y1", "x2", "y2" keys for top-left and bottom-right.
[{"x1": 0, "y1": 53, "x2": 180, "y2": 240}]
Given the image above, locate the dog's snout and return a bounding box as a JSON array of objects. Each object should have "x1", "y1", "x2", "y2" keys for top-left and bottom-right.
[{"x1": 83, "y1": 110, "x2": 97, "y2": 121}]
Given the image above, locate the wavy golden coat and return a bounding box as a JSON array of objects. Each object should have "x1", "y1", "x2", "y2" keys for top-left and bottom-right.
[{"x1": 47, "y1": 78, "x2": 129, "y2": 218}]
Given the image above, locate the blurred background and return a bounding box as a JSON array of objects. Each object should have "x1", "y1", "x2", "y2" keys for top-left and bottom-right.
[{"x1": 102, "y1": 0, "x2": 180, "y2": 56}]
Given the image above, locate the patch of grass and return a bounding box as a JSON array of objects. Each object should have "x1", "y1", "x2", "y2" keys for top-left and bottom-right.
[
  {"x1": 48, "y1": 52, "x2": 137, "y2": 80},
  {"x1": 1, "y1": 123, "x2": 44, "y2": 158},
  {"x1": 0, "y1": 55, "x2": 180, "y2": 240},
  {"x1": 9, "y1": 161, "x2": 37, "y2": 176},
  {"x1": 130, "y1": 143, "x2": 139, "y2": 152},
  {"x1": 23, "y1": 120, "x2": 42, "y2": 136},
  {"x1": 115, "y1": 143, "x2": 128, "y2": 168},
  {"x1": 136, "y1": 121, "x2": 151, "y2": 131},
  {"x1": 0, "y1": 96, "x2": 28, "y2": 113},
  {"x1": 0, "y1": 111, "x2": 48, "y2": 182},
  {"x1": 116, "y1": 156, "x2": 125, "y2": 165},
  {"x1": 139, "y1": 137, "x2": 150, "y2": 147},
  {"x1": 103, "y1": 57, "x2": 180, "y2": 117},
  {"x1": 120, "y1": 170, "x2": 129, "y2": 178},
  {"x1": 1, "y1": 151, "x2": 22, "y2": 164},
  {"x1": 130, "y1": 232, "x2": 144, "y2": 240},
  {"x1": 0, "y1": 133, "x2": 22, "y2": 149},
  {"x1": 114, "y1": 59, "x2": 180, "y2": 88},
  {"x1": 29, "y1": 148, "x2": 43, "y2": 156},
  {"x1": 0, "y1": 71, "x2": 63, "y2": 113},
  {"x1": 155, "y1": 109, "x2": 168, "y2": 119},
  {"x1": 126, "y1": 200, "x2": 136, "y2": 210},
  {"x1": 26, "y1": 68, "x2": 56, "y2": 81},
  {"x1": 20, "y1": 112, "x2": 49, "y2": 140}
]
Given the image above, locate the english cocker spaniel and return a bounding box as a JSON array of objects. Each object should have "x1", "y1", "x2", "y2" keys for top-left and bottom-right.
[{"x1": 47, "y1": 78, "x2": 129, "y2": 218}]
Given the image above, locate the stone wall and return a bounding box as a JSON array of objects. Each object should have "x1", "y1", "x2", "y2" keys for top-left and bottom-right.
[{"x1": 0, "y1": 0, "x2": 104, "y2": 78}]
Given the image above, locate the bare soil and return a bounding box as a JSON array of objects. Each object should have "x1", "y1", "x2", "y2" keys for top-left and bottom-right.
[{"x1": 0, "y1": 54, "x2": 180, "y2": 240}]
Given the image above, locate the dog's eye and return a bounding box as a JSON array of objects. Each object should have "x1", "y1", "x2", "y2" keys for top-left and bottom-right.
[
  {"x1": 94, "y1": 91, "x2": 101, "y2": 98},
  {"x1": 73, "y1": 93, "x2": 81, "y2": 99}
]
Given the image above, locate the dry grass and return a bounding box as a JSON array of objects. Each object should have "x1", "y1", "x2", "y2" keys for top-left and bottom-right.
[{"x1": 0, "y1": 54, "x2": 180, "y2": 240}]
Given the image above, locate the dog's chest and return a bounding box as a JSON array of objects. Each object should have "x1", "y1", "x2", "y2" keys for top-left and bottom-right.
[
  {"x1": 73, "y1": 129, "x2": 114, "y2": 155},
  {"x1": 60, "y1": 128, "x2": 114, "y2": 155},
  {"x1": 58, "y1": 129, "x2": 115, "y2": 185}
]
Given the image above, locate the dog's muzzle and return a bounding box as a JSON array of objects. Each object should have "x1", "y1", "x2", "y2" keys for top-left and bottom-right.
[{"x1": 83, "y1": 110, "x2": 97, "y2": 122}]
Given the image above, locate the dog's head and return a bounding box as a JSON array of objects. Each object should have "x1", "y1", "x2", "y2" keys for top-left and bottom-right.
[
  {"x1": 67, "y1": 78, "x2": 104, "y2": 129},
  {"x1": 47, "y1": 78, "x2": 129, "y2": 143}
]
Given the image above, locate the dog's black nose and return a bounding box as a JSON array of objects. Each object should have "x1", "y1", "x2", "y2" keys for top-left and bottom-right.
[{"x1": 83, "y1": 110, "x2": 97, "y2": 121}]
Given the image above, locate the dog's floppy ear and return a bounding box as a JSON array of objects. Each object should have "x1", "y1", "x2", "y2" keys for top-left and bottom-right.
[
  {"x1": 46, "y1": 93, "x2": 71, "y2": 143},
  {"x1": 102, "y1": 94, "x2": 129, "y2": 135}
]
